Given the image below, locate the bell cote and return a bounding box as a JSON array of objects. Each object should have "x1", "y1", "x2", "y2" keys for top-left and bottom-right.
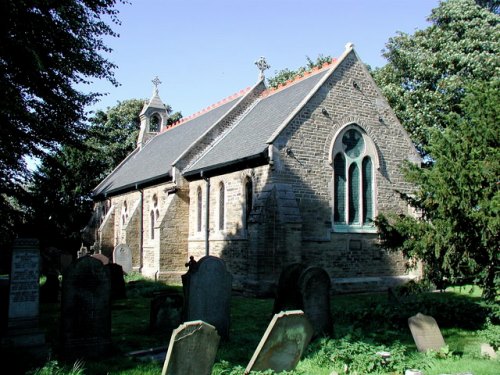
[{"x1": 137, "y1": 76, "x2": 169, "y2": 149}]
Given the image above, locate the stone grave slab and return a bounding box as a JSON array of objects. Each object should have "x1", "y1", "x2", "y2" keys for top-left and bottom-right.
[
  {"x1": 1, "y1": 238, "x2": 47, "y2": 358},
  {"x1": 113, "y1": 244, "x2": 133, "y2": 274},
  {"x1": 299, "y1": 266, "x2": 333, "y2": 337},
  {"x1": 408, "y1": 312, "x2": 446, "y2": 352},
  {"x1": 60, "y1": 255, "x2": 111, "y2": 359},
  {"x1": 150, "y1": 291, "x2": 183, "y2": 334},
  {"x1": 91, "y1": 252, "x2": 109, "y2": 265},
  {"x1": 244, "y1": 310, "x2": 313, "y2": 374},
  {"x1": 272, "y1": 263, "x2": 307, "y2": 314},
  {"x1": 182, "y1": 255, "x2": 232, "y2": 339},
  {"x1": 107, "y1": 263, "x2": 126, "y2": 300},
  {"x1": 161, "y1": 320, "x2": 220, "y2": 375}
]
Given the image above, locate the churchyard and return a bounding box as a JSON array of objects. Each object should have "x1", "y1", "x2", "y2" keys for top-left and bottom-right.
[{"x1": 1, "y1": 260, "x2": 498, "y2": 375}]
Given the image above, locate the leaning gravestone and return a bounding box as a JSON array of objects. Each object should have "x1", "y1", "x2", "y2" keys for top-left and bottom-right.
[
  {"x1": 182, "y1": 256, "x2": 232, "y2": 339},
  {"x1": 60, "y1": 255, "x2": 111, "y2": 359},
  {"x1": 245, "y1": 310, "x2": 313, "y2": 374},
  {"x1": 150, "y1": 291, "x2": 183, "y2": 334},
  {"x1": 408, "y1": 312, "x2": 446, "y2": 352},
  {"x1": 113, "y1": 244, "x2": 133, "y2": 275},
  {"x1": 161, "y1": 320, "x2": 220, "y2": 375},
  {"x1": 0, "y1": 238, "x2": 47, "y2": 358},
  {"x1": 298, "y1": 266, "x2": 333, "y2": 337}
]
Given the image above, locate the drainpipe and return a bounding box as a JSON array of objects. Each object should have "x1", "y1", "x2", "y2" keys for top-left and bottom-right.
[{"x1": 201, "y1": 171, "x2": 210, "y2": 256}]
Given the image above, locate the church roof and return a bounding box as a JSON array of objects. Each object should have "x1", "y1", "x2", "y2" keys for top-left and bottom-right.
[{"x1": 93, "y1": 49, "x2": 349, "y2": 198}]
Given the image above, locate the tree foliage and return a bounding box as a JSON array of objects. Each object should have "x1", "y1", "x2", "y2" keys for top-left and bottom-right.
[
  {"x1": 375, "y1": 80, "x2": 499, "y2": 300},
  {"x1": 267, "y1": 54, "x2": 334, "y2": 89},
  {"x1": 0, "y1": 0, "x2": 125, "y2": 246},
  {"x1": 373, "y1": 0, "x2": 499, "y2": 154}
]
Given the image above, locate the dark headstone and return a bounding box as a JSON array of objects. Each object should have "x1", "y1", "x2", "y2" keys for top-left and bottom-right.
[
  {"x1": 161, "y1": 320, "x2": 220, "y2": 375},
  {"x1": 91, "y1": 253, "x2": 109, "y2": 265},
  {"x1": 272, "y1": 263, "x2": 307, "y2": 314},
  {"x1": 150, "y1": 292, "x2": 183, "y2": 334},
  {"x1": 0, "y1": 276, "x2": 8, "y2": 334},
  {"x1": 182, "y1": 256, "x2": 232, "y2": 339},
  {"x1": 113, "y1": 244, "x2": 133, "y2": 275},
  {"x1": 298, "y1": 266, "x2": 333, "y2": 337},
  {"x1": 107, "y1": 263, "x2": 126, "y2": 300},
  {"x1": 60, "y1": 255, "x2": 111, "y2": 359},
  {"x1": 245, "y1": 310, "x2": 313, "y2": 374},
  {"x1": 40, "y1": 273, "x2": 60, "y2": 303},
  {"x1": 60, "y1": 253, "x2": 73, "y2": 273}
]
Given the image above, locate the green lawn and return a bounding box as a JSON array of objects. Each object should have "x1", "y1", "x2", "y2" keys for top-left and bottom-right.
[{"x1": 7, "y1": 279, "x2": 499, "y2": 375}]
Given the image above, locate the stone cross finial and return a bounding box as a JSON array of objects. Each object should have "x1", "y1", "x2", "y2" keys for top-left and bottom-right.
[
  {"x1": 255, "y1": 57, "x2": 271, "y2": 80},
  {"x1": 152, "y1": 76, "x2": 162, "y2": 95}
]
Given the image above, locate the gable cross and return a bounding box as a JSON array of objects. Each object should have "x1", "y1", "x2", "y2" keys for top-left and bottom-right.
[
  {"x1": 152, "y1": 76, "x2": 162, "y2": 95},
  {"x1": 255, "y1": 56, "x2": 270, "y2": 80}
]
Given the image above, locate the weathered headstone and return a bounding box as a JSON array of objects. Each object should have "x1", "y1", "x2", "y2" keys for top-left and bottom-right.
[
  {"x1": 0, "y1": 238, "x2": 47, "y2": 358},
  {"x1": 91, "y1": 252, "x2": 110, "y2": 265},
  {"x1": 40, "y1": 272, "x2": 60, "y2": 303},
  {"x1": 182, "y1": 256, "x2": 232, "y2": 339},
  {"x1": 245, "y1": 310, "x2": 313, "y2": 374},
  {"x1": 298, "y1": 266, "x2": 333, "y2": 337},
  {"x1": 60, "y1": 255, "x2": 111, "y2": 359},
  {"x1": 272, "y1": 262, "x2": 307, "y2": 314},
  {"x1": 107, "y1": 263, "x2": 126, "y2": 300},
  {"x1": 113, "y1": 244, "x2": 133, "y2": 275},
  {"x1": 408, "y1": 313, "x2": 446, "y2": 352},
  {"x1": 150, "y1": 291, "x2": 183, "y2": 334},
  {"x1": 161, "y1": 320, "x2": 220, "y2": 375}
]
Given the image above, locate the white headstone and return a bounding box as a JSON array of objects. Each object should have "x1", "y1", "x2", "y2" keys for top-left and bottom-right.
[{"x1": 408, "y1": 313, "x2": 446, "y2": 352}]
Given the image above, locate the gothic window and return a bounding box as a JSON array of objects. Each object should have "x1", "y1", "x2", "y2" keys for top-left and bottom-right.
[
  {"x1": 218, "y1": 182, "x2": 225, "y2": 231},
  {"x1": 149, "y1": 114, "x2": 160, "y2": 132},
  {"x1": 244, "y1": 177, "x2": 253, "y2": 229},
  {"x1": 197, "y1": 186, "x2": 202, "y2": 232},
  {"x1": 121, "y1": 201, "x2": 128, "y2": 226},
  {"x1": 150, "y1": 210, "x2": 155, "y2": 239},
  {"x1": 331, "y1": 125, "x2": 377, "y2": 231}
]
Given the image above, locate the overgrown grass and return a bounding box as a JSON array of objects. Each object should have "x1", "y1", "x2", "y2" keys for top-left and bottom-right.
[{"x1": 16, "y1": 279, "x2": 500, "y2": 375}]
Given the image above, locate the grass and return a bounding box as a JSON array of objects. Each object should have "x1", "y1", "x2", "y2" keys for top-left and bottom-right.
[{"x1": 5, "y1": 277, "x2": 499, "y2": 375}]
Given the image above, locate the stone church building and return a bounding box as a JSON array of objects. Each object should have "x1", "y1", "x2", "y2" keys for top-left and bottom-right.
[{"x1": 86, "y1": 43, "x2": 421, "y2": 295}]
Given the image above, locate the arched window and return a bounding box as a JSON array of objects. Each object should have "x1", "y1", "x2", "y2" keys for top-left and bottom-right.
[
  {"x1": 218, "y1": 182, "x2": 225, "y2": 231},
  {"x1": 197, "y1": 186, "x2": 202, "y2": 232},
  {"x1": 150, "y1": 210, "x2": 155, "y2": 239},
  {"x1": 121, "y1": 201, "x2": 128, "y2": 226},
  {"x1": 149, "y1": 114, "x2": 160, "y2": 132},
  {"x1": 244, "y1": 177, "x2": 253, "y2": 229},
  {"x1": 331, "y1": 125, "x2": 377, "y2": 231}
]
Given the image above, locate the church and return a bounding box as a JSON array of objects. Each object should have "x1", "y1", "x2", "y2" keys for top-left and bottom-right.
[{"x1": 86, "y1": 43, "x2": 422, "y2": 295}]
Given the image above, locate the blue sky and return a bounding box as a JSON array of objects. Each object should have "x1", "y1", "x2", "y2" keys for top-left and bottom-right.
[{"x1": 86, "y1": 0, "x2": 441, "y2": 118}]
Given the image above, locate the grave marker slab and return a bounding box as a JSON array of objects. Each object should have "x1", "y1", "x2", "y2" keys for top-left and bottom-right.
[
  {"x1": 161, "y1": 320, "x2": 220, "y2": 375},
  {"x1": 245, "y1": 310, "x2": 313, "y2": 374},
  {"x1": 182, "y1": 256, "x2": 231, "y2": 339},
  {"x1": 272, "y1": 263, "x2": 306, "y2": 314},
  {"x1": 113, "y1": 244, "x2": 133, "y2": 274},
  {"x1": 299, "y1": 266, "x2": 333, "y2": 337},
  {"x1": 408, "y1": 313, "x2": 446, "y2": 352},
  {"x1": 60, "y1": 255, "x2": 111, "y2": 359}
]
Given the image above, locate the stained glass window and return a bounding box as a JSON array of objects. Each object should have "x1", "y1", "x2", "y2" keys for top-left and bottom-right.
[
  {"x1": 333, "y1": 153, "x2": 346, "y2": 223},
  {"x1": 219, "y1": 183, "x2": 225, "y2": 230},
  {"x1": 362, "y1": 157, "x2": 373, "y2": 223}
]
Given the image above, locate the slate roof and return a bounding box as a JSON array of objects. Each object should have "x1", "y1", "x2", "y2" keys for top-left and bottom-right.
[
  {"x1": 93, "y1": 59, "x2": 335, "y2": 197},
  {"x1": 93, "y1": 97, "x2": 238, "y2": 196},
  {"x1": 184, "y1": 69, "x2": 330, "y2": 175}
]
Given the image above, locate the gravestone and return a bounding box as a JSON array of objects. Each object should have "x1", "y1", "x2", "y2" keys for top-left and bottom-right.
[
  {"x1": 408, "y1": 313, "x2": 446, "y2": 352},
  {"x1": 107, "y1": 263, "x2": 126, "y2": 300},
  {"x1": 298, "y1": 266, "x2": 333, "y2": 337},
  {"x1": 113, "y1": 244, "x2": 133, "y2": 275},
  {"x1": 60, "y1": 255, "x2": 111, "y2": 359},
  {"x1": 245, "y1": 310, "x2": 313, "y2": 374},
  {"x1": 60, "y1": 253, "x2": 73, "y2": 273},
  {"x1": 91, "y1": 252, "x2": 109, "y2": 265},
  {"x1": 272, "y1": 262, "x2": 307, "y2": 314},
  {"x1": 161, "y1": 320, "x2": 220, "y2": 375},
  {"x1": 0, "y1": 238, "x2": 47, "y2": 358},
  {"x1": 40, "y1": 272, "x2": 60, "y2": 303},
  {"x1": 150, "y1": 291, "x2": 183, "y2": 334},
  {"x1": 182, "y1": 256, "x2": 232, "y2": 339}
]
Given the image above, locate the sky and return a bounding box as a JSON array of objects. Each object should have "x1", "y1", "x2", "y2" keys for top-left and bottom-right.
[{"x1": 85, "y1": 0, "x2": 442, "y2": 118}]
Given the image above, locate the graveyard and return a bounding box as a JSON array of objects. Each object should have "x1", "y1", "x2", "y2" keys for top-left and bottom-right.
[{"x1": 1, "y1": 260, "x2": 498, "y2": 375}]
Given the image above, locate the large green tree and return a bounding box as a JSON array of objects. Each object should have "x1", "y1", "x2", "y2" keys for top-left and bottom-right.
[
  {"x1": 373, "y1": 0, "x2": 499, "y2": 154},
  {"x1": 376, "y1": 80, "x2": 499, "y2": 300},
  {"x1": 0, "y1": 0, "x2": 124, "y2": 246}
]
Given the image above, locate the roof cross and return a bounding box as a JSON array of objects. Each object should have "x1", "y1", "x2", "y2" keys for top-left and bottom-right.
[
  {"x1": 152, "y1": 76, "x2": 162, "y2": 95},
  {"x1": 255, "y1": 57, "x2": 270, "y2": 80}
]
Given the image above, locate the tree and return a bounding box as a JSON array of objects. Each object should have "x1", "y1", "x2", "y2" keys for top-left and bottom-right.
[
  {"x1": 373, "y1": 0, "x2": 499, "y2": 154},
  {"x1": 0, "y1": 0, "x2": 124, "y2": 246},
  {"x1": 375, "y1": 80, "x2": 499, "y2": 300}
]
